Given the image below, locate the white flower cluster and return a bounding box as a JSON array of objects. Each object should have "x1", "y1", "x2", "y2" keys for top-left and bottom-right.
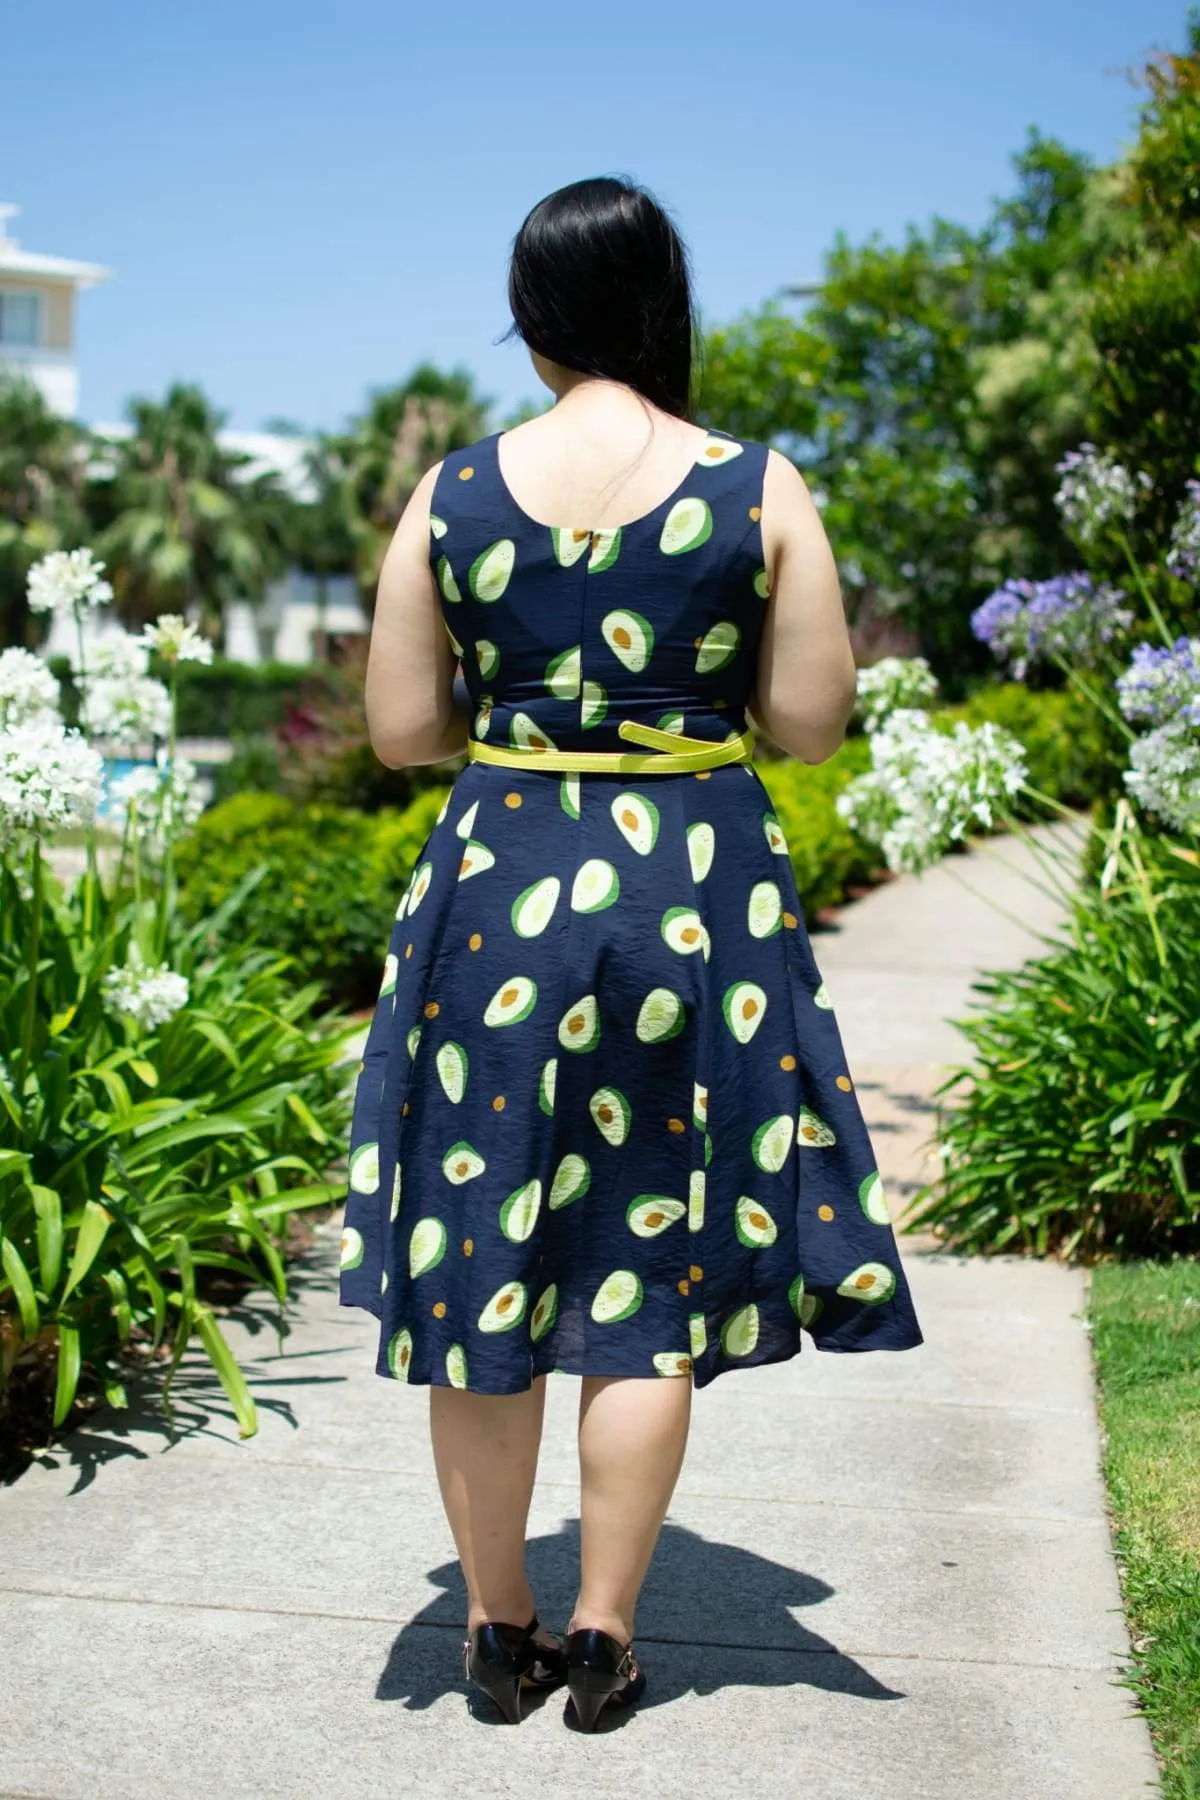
[
  {"x1": 26, "y1": 548, "x2": 113, "y2": 617},
  {"x1": 102, "y1": 950, "x2": 190, "y2": 1030},
  {"x1": 72, "y1": 628, "x2": 149, "y2": 683},
  {"x1": 0, "y1": 648, "x2": 61, "y2": 728},
  {"x1": 836, "y1": 708, "x2": 1028, "y2": 875},
  {"x1": 81, "y1": 673, "x2": 173, "y2": 748},
  {"x1": 0, "y1": 716, "x2": 105, "y2": 842},
  {"x1": 142, "y1": 614, "x2": 214, "y2": 666},
  {"x1": 110, "y1": 751, "x2": 207, "y2": 847},
  {"x1": 1054, "y1": 443, "x2": 1152, "y2": 548},
  {"x1": 1125, "y1": 728, "x2": 1200, "y2": 833},
  {"x1": 854, "y1": 657, "x2": 939, "y2": 733}
]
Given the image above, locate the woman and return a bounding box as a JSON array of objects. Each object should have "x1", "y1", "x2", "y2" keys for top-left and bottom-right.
[{"x1": 340, "y1": 175, "x2": 924, "y2": 1732}]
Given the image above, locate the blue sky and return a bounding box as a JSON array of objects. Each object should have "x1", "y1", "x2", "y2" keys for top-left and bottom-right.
[{"x1": 2, "y1": 0, "x2": 1185, "y2": 433}]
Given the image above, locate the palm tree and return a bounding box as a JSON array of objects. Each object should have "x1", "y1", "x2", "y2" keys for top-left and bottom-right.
[
  {"x1": 332, "y1": 364, "x2": 491, "y2": 603},
  {"x1": 89, "y1": 383, "x2": 291, "y2": 644},
  {"x1": 0, "y1": 373, "x2": 90, "y2": 648},
  {"x1": 265, "y1": 424, "x2": 358, "y2": 662}
]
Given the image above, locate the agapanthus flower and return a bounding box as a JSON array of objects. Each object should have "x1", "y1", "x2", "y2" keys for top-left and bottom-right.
[
  {"x1": 141, "y1": 614, "x2": 215, "y2": 667},
  {"x1": 81, "y1": 674, "x2": 172, "y2": 747},
  {"x1": 69, "y1": 628, "x2": 150, "y2": 684},
  {"x1": 0, "y1": 648, "x2": 61, "y2": 728},
  {"x1": 1124, "y1": 722, "x2": 1200, "y2": 833},
  {"x1": 1116, "y1": 638, "x2": 1200, "y2": 730},
  {"x1": 1054, "y1": 443, "x2": 1152, "y2": 548},
  {"x1": 854, "y1": 657, "x2": 940, "y2": 733},
  {"x1": 26, "y1": 548, "x2": 113, "y2": 617},
  {"x1": 102, "y1": 948, "x2": 190, "y2": 1031},
  {"x1": 110, "y1": 750, "x2": 207, "y2": 847},
  {"x1": 836, "y1": 708, "x2": 1027, "y2": 874},
  {"x1": 1165, "y1": 480, "x2": 1200, "y2": 582},
  {"x1": 0, "y1": 716, "x2": 104, "y2": 842},
  {"x1": 971, "y1": 573, "x2": 1132, "y2": 678}
]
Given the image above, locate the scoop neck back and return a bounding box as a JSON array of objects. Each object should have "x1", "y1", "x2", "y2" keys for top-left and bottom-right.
[{"x1": 490, "y1": 426, "x2": 719, "y2": 534}]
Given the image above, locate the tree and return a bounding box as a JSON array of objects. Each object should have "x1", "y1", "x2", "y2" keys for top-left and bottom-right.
[
  {"x1": 88, "y1": 383, "x2": 291, "y2": 643},
  {"x1": 0, "y1": 374, "x2": 90, "y2": 648}
]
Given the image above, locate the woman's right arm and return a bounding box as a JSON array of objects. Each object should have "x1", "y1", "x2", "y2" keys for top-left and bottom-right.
[{"x1": 751, "y1": 449, "x2": 857, "y2": 764}]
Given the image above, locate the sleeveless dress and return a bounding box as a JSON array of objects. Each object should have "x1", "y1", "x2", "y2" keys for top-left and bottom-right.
[{"x1": 338, "y1": 428, "x2": 924, "y2": 1392}]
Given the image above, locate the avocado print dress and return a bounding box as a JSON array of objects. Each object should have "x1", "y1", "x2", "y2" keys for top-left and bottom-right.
[{"x1": 339, "y1": 428, "x2": 924, "y2": 1392}]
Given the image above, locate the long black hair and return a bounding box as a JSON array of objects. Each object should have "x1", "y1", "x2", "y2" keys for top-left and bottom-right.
[{"x1": 505, "y1": 176, "x2": 699, "y2": 420}]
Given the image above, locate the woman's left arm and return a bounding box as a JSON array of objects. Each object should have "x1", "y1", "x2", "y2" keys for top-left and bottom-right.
[{"x1": 364, "y1": 462, "x2": 469, "y2": 768}]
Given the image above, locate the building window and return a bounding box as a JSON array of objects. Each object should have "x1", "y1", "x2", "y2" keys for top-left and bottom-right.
[{"x1": 0, "y1": 291, "x2": 42, "y2": 348}]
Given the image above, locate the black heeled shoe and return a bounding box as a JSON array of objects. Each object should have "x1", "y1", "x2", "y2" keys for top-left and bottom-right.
[
  {"x1": 564, "y1": 1624, "x2": 647, "y2": 1731},
  {"x1": 462, "y1": 1612, "x2": 566, "y2": 1723}
]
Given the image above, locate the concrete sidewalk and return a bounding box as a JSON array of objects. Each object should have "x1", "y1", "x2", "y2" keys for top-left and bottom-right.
[{"x1": 0, "y1": 824, "x2": 1159, "y2": 1800}]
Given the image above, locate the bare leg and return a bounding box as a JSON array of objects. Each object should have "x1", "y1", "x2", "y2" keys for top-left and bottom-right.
[
  {"x1": 429, "y1": 1375, "x2": 558, "y2": 1647},
  {"x1": 571, "y1": 1373, "x2": 692, "y2": 1643}
]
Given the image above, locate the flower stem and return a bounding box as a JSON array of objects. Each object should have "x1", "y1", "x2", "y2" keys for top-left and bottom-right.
[
  {"x1": 1117, "y1": 532, "x2": 1175, "y2": 650},
  {"x1": 16, "y1": 837, "x2": 45, "y2": 1111}
]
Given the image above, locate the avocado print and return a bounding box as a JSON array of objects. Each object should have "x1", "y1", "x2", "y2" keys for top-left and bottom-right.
[
  {"x1": 408, "y1": 861, "x2": 434, "y2": 912},
  {"x1": 661, "y1": 906, "x2": 709, "y2": 958},
  {"x1": 455, "y1": 799, "x2": 479, "y2": 839},
  {"x1": 635, "y1": 987, "x2": 685, "y2": 1043},
  {"x1": 720, "y1": 1303, "x2": 760, "y2": 1357},
  {"x1": 752, "y1": 1114, "x2": 793, "y2": 1174},
  {"x1": 693, "y1": 1084, "x2": 708, "y2": 1130},
  {"x1": 409, "y1": 1216, "x2": 447, "y2": 1277},
  {"x1": 445, "y1": 623, "x2": 464, "y2": 657},
  {"x1": 859, "y1": 1172, "x2": 890, "y2": 1224},
  {"x1": 588, "y1": 526, "x2": 622, "y2": 572},
  {"x1": 590, "y1": 1086, "x2": 631, "y2": 1146},
  {"x1": 697, "y1": 435, "x2": 744, "y2": 466},
  {"x1": 483, "y1": 976, "x2": 537, "y2": 1027},
  {"x1": 753, "y1": 567, "x2": 770, "y2": 600},
  {"x1": 723, "y1": 981, "x2": 767, "y2": 1044},
  {"x1": 611, "y1": 792, "x2": 659, "y2": 855},
  {"x1": 446, "y1": 1344, "x2": 469, "y2": 1389},
  {"x1": 406, "y1": 1025, "x2": 422, "y2": 1060},
  {"x1": 735, "y1": 1195, "x2": 779, "y2": 1248},
  {"x1": 592, "y1": 1269, "x2": 643, "y2": 1324},
  {"x1": 479, "y1": 1280, "x2": 527, "y2": 1333},
  {"x1": 469, "y1": 538, "x2": 515, "y2": 602},
  {"x1": 340, "y1": 1226, "x2": 364, "y2": 1270},
  {"x1": 627, "y1": 1196, "x2": 686, "y2": 1238},
  {"x1": 581, "y1": 680, "x2": 608, "y2": 728},
  {"x1": 511, "y1": 712, "x2": 556, "y2": 752},
  {"x1": 379, "y1": 953, "x2": 399, "y2": 999},
  {"x1": 689, "y1": 1313, "x2": 707, "y2": 1357},
  {"x1": 657, "y1": 710, "x2": 686, "y2": 734},
  {"x1": 837, "y1": 1262, "x2": 897, "y2": 1305},
  {"x1": 512, "y1": 875, "x2": 561, "y2": 938},
  {"x1": 458, "y1": 840, "x2": 495, "y2": 881},
  {"x1": 388, "y1": 1328, "x2": 413, "y2": 1380},
  {"x1": 429, "y1": 513, "x2": 448, "y2": 540},
  {"x1": 442, "y1": 1141, "x2": 485, "y2": 1184},
  {"x1": 390, "y1": 1165, "x2": 402, "y2": 1222},
  {"x1": 558, "y1": 993, "x2": 600, "y2": 1052},
  {"x1": 687, "y1": 822, "x2": 715, "y2": 882},
  {"x1": 653, "y1": 1352, "x2": 692, "y2": 1377},
  {"x1": 437, "y1": 556, "x2": 462, "y2": 603},
  {"x1": 545, "y1": 645, "x2": 581, "y2": 700},
  {"x1": 660, "y1": 496, "x2": 713, "y2": 556},
  {"x1": 349, "y1": 1142, "x2": 380, "y2": 1194},
  {"x1": 601, "y1": 608, "x2": 654, "y2": 673},
  {"x1": 476, "y1": 639, "x2": 501, "y2": 680},
  {"x1": 538, "y1": 1057, "x2": 557, "y2": 1116},
  {"x1": 500, "y1": 1178, "x2": 542, "y2": 1243},
  {"x1": 551, "y1": 526, "x2": 591, "y2": 567},
  {"x1": 530, "y1": 1283, "x2": 558, "y2": 1341},
  {"x1": 549, "y1": 1152, "x2": 590, "y2": 1210},
  {"x1": 688, "y1": 1169, "x2": 706, "y2": 1231},
  {"x1": 435, "y1": 1040, "x2": 468, "y2": 1104},
  {"x1": 571, "y1": 858, "x2": 620, "y2": 913},
  {"x1": 695, "y1": 621, "x2": 740, "y2": 674},
  {"x1": 560, "y1": 773, "x2": 580, "y2": 820},
  {"x1": 788, "y1": 1273, "x2": 806, "y2": 1318},
  {"x1": 799, "y1": 1292, "x2": 824, "y2": 1329},
  {"x1": 475, "y1": 699, "x2": 493, "y2": 738},
  {"x1": 763, "y1": 813, "x2": 788, "y2": 855},
  {"x1": 813, "y1": 982, "x2": 834, "y2": 1009},
  {"x1": 748, "y1": 880, "x2": 782, "y2": 938},
  {"x1": 796, "y1": 1108, "x2": 837, "y2": 1148}
]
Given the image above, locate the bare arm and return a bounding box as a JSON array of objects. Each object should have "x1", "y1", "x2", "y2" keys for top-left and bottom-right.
[
  {"x1": 364, "y1": 463, "x2": 469, "y2": 768},
  {"x1": 750, "y1": 449, "x2": 857, "y2": 764}
]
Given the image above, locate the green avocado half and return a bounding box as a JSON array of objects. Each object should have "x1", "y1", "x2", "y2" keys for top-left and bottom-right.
[{"x1": 592, "y1": 1268, "x2": 644, "y2": 1323}]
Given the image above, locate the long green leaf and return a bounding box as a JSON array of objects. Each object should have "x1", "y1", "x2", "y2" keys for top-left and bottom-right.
[
  {"x1": 194, "y1": 1307, "x2": 258, "y2": 1439},
  {"x1": 52, "y1": 1323, "x2": 82, "y2": 1427},
  {"x1": 31, "y1": 1185, "x2": 64, "y2": 1293},
  {"x1": 61, "y1": 1200, "x2": 115, "y2": 1301},
  {"x1": 1, "y1": 1235, "x2": 41, "y2": 1339}
]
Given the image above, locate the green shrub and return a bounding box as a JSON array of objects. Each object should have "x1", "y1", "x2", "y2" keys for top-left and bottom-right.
[
  {"x1": 171, "y1": 659, "x2": 336, "y2": 738},
  {"x1": 919, "y1": 832, "x2": 1200, "y2": 1258},
  {"x1": 936, "y1": 682, "x2": 1119, "y2": 809},
  {"x1": 758, "y1": 738, "x2": 877, "y2": 917}
]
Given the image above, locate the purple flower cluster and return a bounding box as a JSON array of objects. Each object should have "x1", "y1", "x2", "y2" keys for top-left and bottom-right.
[
  {"x1": 971, "y1": 573, "x2": 1133, "y2": 679},
  {"x1": 1117, "y1": 638, "x2": 1200, "y2": 729},
  {"x1": 1166, "y1": 480, "x2": 1200, "y2": 582}
]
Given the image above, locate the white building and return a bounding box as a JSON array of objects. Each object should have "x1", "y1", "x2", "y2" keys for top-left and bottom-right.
[{"x1": 5, "y1": 202, "x2": 369, "y2": 666}]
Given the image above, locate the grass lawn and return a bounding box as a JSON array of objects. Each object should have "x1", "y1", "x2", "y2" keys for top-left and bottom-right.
[{"x1": 1089, "y1": 1260, "x2": 1200, "y2": 1799}]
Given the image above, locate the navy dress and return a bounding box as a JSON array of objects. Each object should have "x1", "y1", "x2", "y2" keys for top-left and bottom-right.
[{"x1": 339, "y1": 428, "x2": 924, "y2": 1392}]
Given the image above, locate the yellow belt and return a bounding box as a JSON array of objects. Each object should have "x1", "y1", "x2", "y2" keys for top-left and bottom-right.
[{"x1": 468, "y1": 720, "x2": 755, "y2": 776}]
